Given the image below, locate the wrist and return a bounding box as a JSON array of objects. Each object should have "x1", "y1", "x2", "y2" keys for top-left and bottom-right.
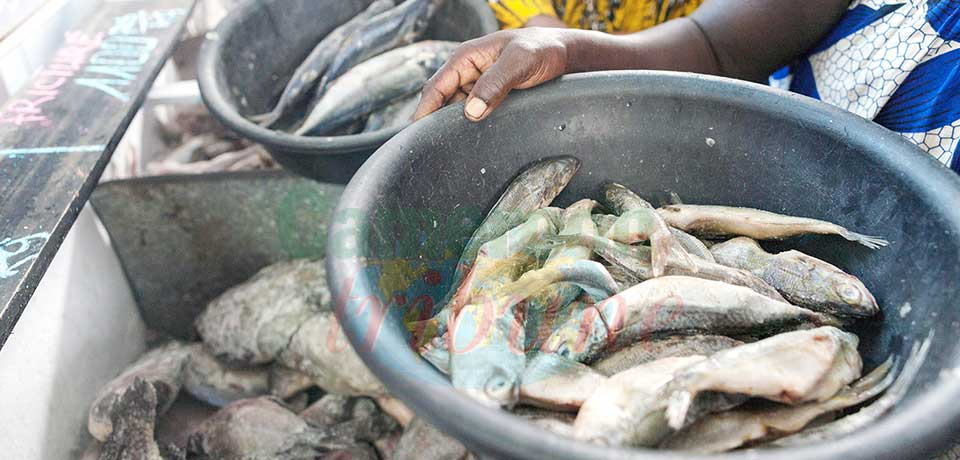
[{"x1": 559, "y1": 30, "x2": 609, "y2": 73}]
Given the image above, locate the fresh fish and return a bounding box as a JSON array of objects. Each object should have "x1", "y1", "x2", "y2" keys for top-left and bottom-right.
[
  {"x1": 393, "y1": 418, "x2": 471, "y2": 460},
  {"x1": 98, "y1": 378, "x2": 164, "y2": 460},
  {"x1": 514, "y1": 406, "x2": 577, "y2": 437},
  {"x1": 186, "y1": 397, "x2": 358, "y2": 459},
  {"x1": 195, "y1": 259, "x2": 329, "y2": 366},
  {"x1": 363, "y1": 94, "x2": 419, "y2": 132},
  {"x1": 250, "y1": 0, "x2": 396, "y2": 126},
  {"x1": 296, "y1": 40, "x2": 457, "y2": 136},
  {"x1": 417, "y1": 156, "x2": 579, "y2": 340},
  {"x1": 278, "y1": 311, "x2": 385, "y2": 397},
  {"x1": 542, "y1": 276, "x2": 835, "y2": 364},
  {"x1": 661, "y1": 358, "x2": 894, "y2": 452},
  {"x1": 524, "y1": 298, "x2": 590, "y2": 353},
  {"x1": 602, "y1": 183, "x2": 695, "y2": 277},
  {"x1": 574, "y1": 356, "x2": 707, "y2": 447},
  {"x1": 657, "y1": 204, "x2": 889, "y2": 249},
  {"x1": 182, "y1": 344, "x2": 270, "y2": 408},
  {"x1": 412, "y1": 206, "x2": 562, "y2": 348},
  {"x1": 664, "y1": 326, "x2": 863, "y2": 430},
  {"x1": 519, "y1": 353, "x2": 607, "y2": 411},
  {"x1": 317, "y1": 0, "x2": 443, "y2": 95},
  {"x1": 710, "y1": 237, "x2": 879, "y2": 317},
  {"x1": 772, "y1": 333, "x2": 931, "y2": 447},
  {"x1": 591, "y1": 335, "x2": 743, "y2": 377},
  {"x1": 542, "y1": 233, "x2": 785, "y2": 301},
  {"x1": 269, "y1": 366, "x2": 317, "y2": 399},
  {"x1": 670, "y1": 228, "x2": 716, "y2": 262},
  {"x1": 88, "y1": 342, "x2": 190, "y2": 442}
]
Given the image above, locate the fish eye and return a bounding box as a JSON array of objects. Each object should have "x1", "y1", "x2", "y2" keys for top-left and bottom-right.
[{"x1": 836, "y1": 283, "x2": 863, "y2": 305}]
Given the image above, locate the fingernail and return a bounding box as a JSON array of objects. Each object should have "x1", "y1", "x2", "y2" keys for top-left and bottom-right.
[{"x1": 465, "y1": 98, "x2": 488, "y2": 119}]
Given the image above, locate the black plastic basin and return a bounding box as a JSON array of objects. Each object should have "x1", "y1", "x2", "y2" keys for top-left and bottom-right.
[
  {"x1": 327, "y1": 71, "x2": 960, "y2": 460},
  {"x1": 198, "y1": 0, "x2": 498, "y2": 183}
]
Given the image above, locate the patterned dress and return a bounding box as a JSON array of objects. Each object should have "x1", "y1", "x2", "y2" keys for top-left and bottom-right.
[
  {"x1": 487, "y1": 0, "x2": 703, "y2": 32},
  {"x1": 771, "y1": 0, "x2": 960, "y2": 173}
]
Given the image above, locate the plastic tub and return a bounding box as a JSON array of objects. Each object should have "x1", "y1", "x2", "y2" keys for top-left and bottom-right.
[
  {"x1": 198, "y1": 0, "x2": 498, "y2": 183},
  {"x1": 327, "y1": 71, "x2": 960, "y2": 459}
]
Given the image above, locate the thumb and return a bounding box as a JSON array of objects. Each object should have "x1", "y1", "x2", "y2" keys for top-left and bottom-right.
[{"x1": 463, "y1": 47, "x2": 530, "y2": 121}]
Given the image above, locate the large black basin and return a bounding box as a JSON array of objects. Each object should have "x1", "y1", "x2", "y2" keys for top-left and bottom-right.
[
  {"x1": 198, "y1": 0, "x2": 498, "y2": 183},
  {"x1": 327, "y1": 71, "x2": 960, "y2": 459}
]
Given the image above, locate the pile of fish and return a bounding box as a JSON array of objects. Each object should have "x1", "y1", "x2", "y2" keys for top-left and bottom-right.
[
  {"x1": 83, "y1": 259, "x2": 472, "y2": 460},
  {"x1": 250, "y1": 0, "x2": 453, "y2": 136},
  {"x1": 412, "y1": 156, "x2": 929, "y2": 452}
]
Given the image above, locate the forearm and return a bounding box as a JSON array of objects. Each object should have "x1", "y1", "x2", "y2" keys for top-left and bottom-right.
[{"x1": 562, "y1": 0, "x2": 849, "y2": 82}]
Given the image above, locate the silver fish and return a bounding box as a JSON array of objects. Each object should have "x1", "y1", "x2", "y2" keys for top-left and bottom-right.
[
  {"x1": 710, "y1": 237, "x2": 879, "y2": 317},
  {"x1": 317, "y1": 0, "x2": 443, "y2": 94},
  {"x1": 657, "y1": 204, "x2": 889, "y2": 249},
  {"x1": 542, "y1": 276, "x2": 836, "y2": 363},
  {"x1": 543, "y1": 233, "x2": 786, "y2": 301},
  {"x1": 664, "y1": 326, "x2": 863, "y2": 430},
  {"x1": 363, "y1": 94, "x2": 419, "y2": 132},
  {"x1": 251, "y1": 0, "x2": 396, "y2": 127},
  {"x1": 771, "y1": 333, "x2": 931, "y2": 447},
  {"x1": 670, "y1": 227, "x2": 716, "y2": 262},
  {"x1": 195, "y1": 259, "x2": 329, "y2": 366},
  {"x1": 592, "y1": 335, "x2": 743, "y2": 377},
  {"x1": 661, "y1": 357, "x2": 894, "y2": 452},
  {"x1": 393, "y1": 418, "x2": 471, "y2": 460},
  {"x1": 296, "y1": 41, "x2": 457, "y2": 135},
  {"x1": 422, "y1": 157, "x2": 579, "y2": 340},
  {"x1": 186, "y1": 397, "x2": 356, "y2": 459},
  {"x1": 88, "y1": 341, "x2": 190, "y2": 442},
  {"x1": 519, "y1": 353, "x2": 607, "y2": 411},
  {"x1": 573, "y1": 356, "x2": 707, "y2": 447},
  {"x1": 602, "y1": 183, "x2": 695, "y2": 277},
  {"x1": 182, "y1": 344, "x2": 271, "y2": 408},
  {"x1": 98, "y1": 378, "x2": 165, "y2": 460}
]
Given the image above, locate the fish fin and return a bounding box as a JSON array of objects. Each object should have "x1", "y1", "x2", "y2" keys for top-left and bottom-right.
[
  {"x1": 650, "y1": 229, "x2": 697, "y2": 277},
  {"x1": 839, "y1": 229, "x2": 889, "y2": 249},
  {"x1": 666, "y1": 390, "x2": 694, "y2": 430},
  {"x1": 669, "y1": 191, "x2": 684, "y2": 205}
]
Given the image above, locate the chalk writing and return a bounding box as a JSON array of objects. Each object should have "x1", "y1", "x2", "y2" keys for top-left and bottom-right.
[
  {"x1": 76, "y1": 8, "x2": 185, "y2": 101},
  {"x1": 0, "y1": 233, "x2": 50, "y2": 279},
  {"x1": 0, "y1": 31, "x2": 103, "y2": 126}
]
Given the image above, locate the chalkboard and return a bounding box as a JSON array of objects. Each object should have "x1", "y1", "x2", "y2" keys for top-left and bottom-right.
[{"x1": 0, "y1": 0, "x2": 196, "y2": 349}]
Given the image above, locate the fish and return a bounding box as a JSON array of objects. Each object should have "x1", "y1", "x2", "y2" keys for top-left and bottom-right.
[
  {"x1": 269, "y1": 366, "x2": 317, "y2": 399},
  {"x1": 449, "y1": 259, "x2": 619, "y2": 406},
  {"x1": 663, "y1": 326, "x2": 863, "y2": 430},
  {"x1": 660, "y1": 357, "x2": 894, "y2": 452},
  {"x1": 195, "y1": 259, "x2": 329, "y2": 366},
  {"x1": 601, "y1": 183, "x2": 695, "y2": 277},
  {"x1": 573, "y1": 356, "x2": 707, "y2": 447},
  {"x1": 88, "y1": 341, "x2": 191, "y2": 442},
  {"x1": 514, "y1": 406, "x2": 577, "y2": 437},
  {"x1": 278, "y1": 311, "x2": 386, "y2": 397},
  {"x1": 710, "y1": 237, "x2": 879, "y2": 317},
  {"x1": 519, "y1": 353, "x2": 607, "y2": 411},
  {"x1": 657, "y1": 204, "x2": 889, "y2": 249},
  {"x1": 316, "y1": 0, "x2": 443, "y2": 95},
  {"x1": 771, "y1": 333, "x2": 931, "y2": 447},
  {"x1": 250, "y1": 0, "x2": 396, "y2": 127},
  {"x1": 417, "y1": 156, "x2": 579, "y2": 340},
  {"x1": 524, "y1": 298, "x2": 590, "y2": 353},
  {"x1": 98, "y1": 378, "x2": 165, "y2": 460},
  {"x1": 363, "y1": 94, "x2": 419, "y2": 132},
  {"x1": 591, "y1": 214, "x2": 618, "y2": 236},
  {"x1": 670, "y1": 228, "x2": 716, "y2": 262},
  {"x1": 301, "y1": 394, "x2": 357, "y2": 427},
  {"x1": 182, "y1": 344, "x2": 271, "y2": 408},
  {"x1": 296, "y1": 40, "x2": 457, "y2": 136},
  {"x1": 591, "y1": 335, "x2": 743, "y2": 377},
  {"x1": 542, "y1": 276, "x2": 835, "y2": 364},
  {"x1": 186, "y1": 397, "x2": 358, "y2": 459},
  {"x1": 541, "y1": 233, "x2": 786, "y2": 301},
  {"x1": 302, "y1": 396, "x2": 400, "y2": 443},
  {"x1": 393, "y1": 418, "x2": 471, "y2": 460}
]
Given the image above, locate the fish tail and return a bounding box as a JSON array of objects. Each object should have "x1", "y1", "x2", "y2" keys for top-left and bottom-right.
[{"x1": 839, "y1": 229, "x2": 889, "y2": 249}]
